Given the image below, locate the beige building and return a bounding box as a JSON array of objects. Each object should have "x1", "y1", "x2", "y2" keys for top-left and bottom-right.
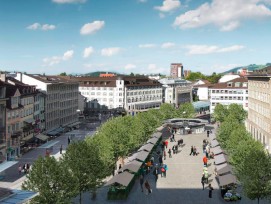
[
  {"x1": 0, "y1": 82, "x2": 7, "y2": 162},
  {"x1": 247, "y1": 66, "x2": 271, "y2": 153}
]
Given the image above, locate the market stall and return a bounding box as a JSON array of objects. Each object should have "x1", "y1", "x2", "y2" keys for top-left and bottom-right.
[
  {"x1": 118, "y1": 160, "x2": 143, "y2": 175},
  {"x1": 211, "y1": 139, "x2": 220, "y2": 148},
  {"x1": 211, "y1": 146, "x2": 223, "y2": 155},
  {"x1": 214, "y1": 154, "x2": 227, "y2": 165},
  {"x1": 138, "y1": 143, "x2": 154, "y2": 152}
]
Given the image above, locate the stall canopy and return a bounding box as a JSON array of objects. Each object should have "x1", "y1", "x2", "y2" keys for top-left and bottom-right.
[
  {"x1": 35, "y1": 134, "x2": 49, "y2": 141},
  {"x1": 124, "y1": 154, "x2": 137, "y2": 164},
  {"x1": 105, "y1": 171, "x2": 134, "y2": 187},
  {"x1": 211, "y1": 146, "x2": 223, "y2": 155},
  {"x1": 209, "y1": 134, "x2": 216, "y2": 141},
  {"x1": 214, "y1": 154, "x2": 227, "y2": 165},
  {"x1": 211, "y1": 139, "x2": 220, "y2": 148},
  {"x1": 134, "y1": 151, "x2": 149, "y2": 162},
  {"x1": 152, "y1": 132, "x2": 162, "y2": 139},
  {"x1": 216, "y1": 163, "x2": 232, "y2": 175},
  {"x1": 156, "y1": 126, "x2": 164, "y2": 132},
  {"x1": 0, "y1": 189, "x2": 37, "y2": 204},
  {"x1": 218, "y1": 174, "x2": 237, "y2": 186},
  {"x1": 118, "y1": 160, "x2": 142, "y2": 173},
  {"x1": 138, "y1": 143, "x2": 154, "y2": 152},
  {"x1": 147, "y1": 137, "x2": 159, "y2": 145}
]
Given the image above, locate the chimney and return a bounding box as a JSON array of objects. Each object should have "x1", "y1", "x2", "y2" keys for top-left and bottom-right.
[{"x1": 0, "y1": 73, "x2": 6, "y2": 82}]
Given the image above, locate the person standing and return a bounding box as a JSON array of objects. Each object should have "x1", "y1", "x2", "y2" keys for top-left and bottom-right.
[
  {"x1": 60, "y1": 145, "x2": 63, "y2": 154},
  {"x1": 164, "y1": 164, "x2": 168, "y2": 178},
  {"x1": 139, "y1": 174, "x2": 144, "y2": 192},
  {"x1": 153, "y1": 166, "x2": 158, "y2": 182},
  {"x1": 144, "y1": 180, "x2": 152, "y2": 195},
  {"x1": 201, "y1": 176, "x2": 205, "y2": 190},
  {"x1": 189, "y1": 146, "x2": 193, "y2": 156},
  {"x1": 165, "y1": 140, "x2": 168, "y2": 149},
  {"x1": 159, "y1": 155, "x2": 163, "y2": 166},
  {"x1": 168, "y1": 149, "x2": 172, "y2": 158},
  {"x1": 163, "y1": 150, "x2": 166, "y2": 160},
  {"x1": 208, "y1": 184, "x2": 214, "y2": 198},
  {"x1": 203, "y1": 156, "x2": 208, "y2": 166},
  {"x1": 18, "y1": 165, "x2": 22, "y2": 175}
]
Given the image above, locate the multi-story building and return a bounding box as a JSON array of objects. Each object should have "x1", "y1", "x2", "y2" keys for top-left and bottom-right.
[
  {"x1": 183, "y1": 70, "x2": 191, "y2": 78},
  {"x1": 33, "y1": 92, "x2": 46, "y2": 134},
  {"x1": 0, "y1": 81, "x2": 8, "y2": 162},
  {"x1": 209, "y1": 78, "x2": 248, "y2": 113},
  {"x1": 158, "y1": 78, "x2": 192, "y2": 107},
  {"x1": 170, "y1": 63, "x2": 184, "y2": 78},
  {"x1": 15, "y1": 73, "x2": 79, "y2": 134},
  {"x1": 247, "y1": 67, "x2": 271, "y2": 153},
  {"x1": 66, "y1": 76, "x2": 163, "y2": 115}
]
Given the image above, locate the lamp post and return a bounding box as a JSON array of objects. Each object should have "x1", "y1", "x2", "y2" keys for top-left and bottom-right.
[{"x1": 183, "y1": 111, "x2": 186, "y2": 135}]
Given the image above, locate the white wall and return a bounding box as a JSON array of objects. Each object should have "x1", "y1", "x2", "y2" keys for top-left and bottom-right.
[
  {"x1": 15, "y1": 73, "x2": 48, "y2": 91},
  {"x1": 219, "y1": 75, "x2": 240, "y2": 83},
  {"x1": 197, "y1": 87, "x2": 209, "y2": 100}
]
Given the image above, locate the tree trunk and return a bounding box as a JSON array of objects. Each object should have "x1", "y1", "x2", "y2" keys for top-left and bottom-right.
[
  {"x1": 258, "y1": 197, "x2": 259, "y2": 204},
  {"x1": 79, "y1": 192, "x2": 82, "y2": 204},
  {"x1": 91, "y1": 189, "x2": 97, "y2": 200}
]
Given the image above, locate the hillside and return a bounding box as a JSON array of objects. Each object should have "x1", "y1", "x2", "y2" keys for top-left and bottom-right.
[
  {"x1": 223, "y1": 63, "x2": 271, "y2": 74},
  {"x1": 84, "y1": 71, "x2": 119, "y2": 77}
]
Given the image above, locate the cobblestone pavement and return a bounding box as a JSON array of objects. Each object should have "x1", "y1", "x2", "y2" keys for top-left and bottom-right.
[{"x1": 78, "y1": 125, "x2": 268, "y2": 204}]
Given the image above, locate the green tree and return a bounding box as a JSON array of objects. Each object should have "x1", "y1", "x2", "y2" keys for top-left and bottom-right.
[
  {"x1": 159, "y1": 103, "x2": 178, "y2": 119},
  {"x1": 213, "y1": 104, "x2": 229, "y2": 122},
  {"x1": 237, "y1": 148, "x2": 271, "y2": 204},
  {"x1": 177, "y1": 102, "x2": 196, "y2": 118},
  {"x1": 129, "y1": 72, "x2": 135, "y2": 76},
  {"x1": 227, "y1": 103, "x2": 247, "y2": 123},
  {"x1": 206, "y1": 72, "x2": 222, "y2": 83},
  {"x1": 63, "y1": 140, "x2": 106, "y2": 203},
  {"x1": 59, "y1": 72, "x2": 67, "y2": 76},
  {"x1": 185, "y1": 72, "x2": 206, "y2": 81},
  {"x1": 22, "y1": 156, "x2": 74, "y2": 204}
]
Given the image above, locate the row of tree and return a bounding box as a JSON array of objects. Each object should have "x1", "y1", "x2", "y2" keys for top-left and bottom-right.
[
  {"x1": 22, "y1": 103, "x2": 195, "y2": 203},
  {"x1": 185, "y1": 71, "x2": 222, "y2": 83},
  {"x1": 213, "y1": 104, "x2": 271, "y2": 204}
]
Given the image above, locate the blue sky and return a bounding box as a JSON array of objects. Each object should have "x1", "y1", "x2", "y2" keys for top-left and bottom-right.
[{"x1": 1, "y1": 0, "x2": 271, "y2": 75}]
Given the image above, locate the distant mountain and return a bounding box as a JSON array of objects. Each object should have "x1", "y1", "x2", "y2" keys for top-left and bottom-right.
[
  {"x1": 223, "y1": 63, "x2": 271, "y2": 74},
  {"x1": 84, "y1": 71, "x2": 119, "y2": 77}
]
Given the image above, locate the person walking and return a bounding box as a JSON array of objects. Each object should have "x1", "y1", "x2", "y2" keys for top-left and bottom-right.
[
  {"x1": 172, "y1": 145, "x2": 175, "y2": 154},
  {"x1": 164, "y1": 140, "x2": 168, "y2": 149},
  {"x1": 18, "y1": 165, "x2": 22, "y2": 175},
  {"x1": 172, "y1": 134, "x2": 176, "y2": 142},
  {"x1": 139, "y1": 174, "x2": 144, "y2": 192},
  {"x1": 203, "y1": 156, "x2": 208, "y2": 166},
  {"x1": 168, "y1": 149, "x2": 172, "y2": 158},
  {"x1": 208, "y1": 184, "x2": 214, "y2": 198},
  {"x1": 153, "y1": 166, "x2": 159, "y2": 182},
  {"x1": 144, "y1": 180, "x2": 152, "y2": 195},
  {"x1": 159, "y1": 155, "x2": 163, "y2": 166},
  {"x1": 60, "y1": 145, "x2": 63, "y2": 154},
  {"x1": 201, "y1": 176, "x2": 205, "y2": 190},
  {"x1": 189, "y1": 146, "x2": 193, "y2": 156},
  {"x1": 164, "y1": 164, "x2": 168, "y2": 178},
  {"x1": 163, "y1": 150, "x2": 166, "y2": 160},
  {"x1": 161, "y1": 166, "x2": 165, "y2": 177},
  {"x1": 193, "y1": 146, "x2": 197, "y2": 156}
]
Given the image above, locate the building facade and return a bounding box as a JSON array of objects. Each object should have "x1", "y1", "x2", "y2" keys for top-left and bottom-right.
[
  {"x1": 0, "y1": 82, "x2": 7, "y2": 162},
  {"x1": 247, "y1": 67, "x2": 271, "y2": 153},
  {"x1": 170, "y1": 63, "x2": 184, "y2": 78},
  {"x1": 159, "y1": 78, "x2": 192, "y2": 107},
  {"x1": 209, "y1": 78, "x2": 248, "y2": 113},
  {"x1": 15, "y1": 73, "x2": 79, "y2": 133}
]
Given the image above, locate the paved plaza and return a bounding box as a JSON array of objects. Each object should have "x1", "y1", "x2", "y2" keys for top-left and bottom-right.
[{"x1": 77, "y1": 125, "x2": 268, "y2": 204}]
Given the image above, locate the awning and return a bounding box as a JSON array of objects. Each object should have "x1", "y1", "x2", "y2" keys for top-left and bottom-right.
[
  {"x1": 216, "y1": 163, "x2": 232, "y2": 175},
  {"x1": 134, "y1": 151, "x2": 149, "y2": 162},
  {"x1": 118, "y1": 160, "x2": 143, "y2": 173},
  {"x1": 209, "y1": 134, "x2": 216, "y2": 141},
  {"x1": 147, "y1": 137, "x2": 159, "y2": 145},
  {"x1": 0, "y1": 189, "x2": 37, "y2": 204},
  {"x1": 211, "y1": 139, "x2": 220, "y2": 147},
  {"x1": 24, "y1": 118, "x2": 34, "y2": 124},
  {"x1": 35, "y1": 134, "x2": 49, "y2": 141},
  {"x1": 218, "y1": 174, "x2": 237, "y2": 186},
  {"x1": 124, "y1": 154, "x2": 137, "y2": 164},
  {"x1": 21, "y1": 134, "x2": 33, "y2": 141},
  {"x1": 156, "y1": 126, "x2": 164, "y2": 132},
  {"x1": 214, "y1": 154, "x2": 227, "y2": 165},
  {"x1": 0, "y1": 161, "x2": 18, "y2": 173},
  {"x1": 105, "y1": 171, "x2": 134, "y2": 187},
  {"x1": 152, "y1": 132, "x2": 162, "y2": 138},
  {"x1": 138, "y1": 143, "x2": 154, "y2": 152},
  {"x1": 211, "y1": 146, "x2": 223, "y2": 155}
]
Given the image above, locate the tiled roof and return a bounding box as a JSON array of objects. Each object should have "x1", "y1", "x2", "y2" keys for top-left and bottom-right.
[
  {"x1": 209, "y1": 77, "x2": 248, "y2": 89},
  {"x1": 26, "y1": 74, "x2": 78, "y2": 84}
]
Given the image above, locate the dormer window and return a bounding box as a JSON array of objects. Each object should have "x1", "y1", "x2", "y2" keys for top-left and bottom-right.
[
  {"x1": 243, "y1": 83, "x2": 247, "y2": 87},
  {"x1": 235, "y1": 82, "x2": 240, "y2": 87},
  {"x1": 227, "y1": 82, "x2": 233, "y2": 87}
]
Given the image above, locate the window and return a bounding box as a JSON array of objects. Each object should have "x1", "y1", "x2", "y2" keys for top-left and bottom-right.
[{"x1": 119, "y1": 98, "x2": 122, "y2": 102}]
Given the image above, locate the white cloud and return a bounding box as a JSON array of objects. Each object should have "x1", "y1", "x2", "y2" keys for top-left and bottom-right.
[
  {"x1": 155, "y1": 0, "x2": 181, "y2": 12},
  {"x1": 159, "y1": 13, "x2": 166, "y2": 18},
  {"x1": 138, "y1": 44, "x2": 157, "y2": 48},
  {"x1": 185, "y1": 44, "x2": 245, "y2": 55},
  {"x1": 83, "y1": 47, "x2": 94, "y2": 58},
  {"x1": 101, "y1": 47, "x2": 121, "y2": 56},
  {"x1": 80, "y1": 21, "x2": 105, "y2": 35},
  {"x1": 52, "y1": 0, "x2": 86, "y2": 3},
  {"x1": 173, "y1": 0, "x2": 271, "y2": 31},
  {"x1": 138, "y1": 0, "x2": 147, "y2": 2},
  {"x1": 124, "y1": 64, "x2": 136, "y2": 70},
  {"x1": 147, "y1": 64, "x2": 167, "y2": 74},
  {"x1": 27, "y1": 23, "x2": 56, "y2": 31},
  {"x1": 43, "y1": 50, "x2": 74, "y2": 66},
  {"x1": 161, "y1": 42, "x2": 175, "y2": 49}
]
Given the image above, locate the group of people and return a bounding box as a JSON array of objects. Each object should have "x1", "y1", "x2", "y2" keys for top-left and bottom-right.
[
  {"x1": 189, "y1": 145, "x2": 199, "y2": 156},
  {"x1": 18, "y1": 163, "x2": 31, "y2": 174}
]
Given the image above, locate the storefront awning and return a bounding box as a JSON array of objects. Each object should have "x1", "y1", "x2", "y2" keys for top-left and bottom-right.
[
  {"x1": 35, "y1": 134, "x2": 49, "y2": 141},
  {"x1": 105, "y1": 171, "x2": 134, "y2": 187},
  {"x1": 0, "y1": 161, "x2": 18, "y2": 173},
  {"x1": 218, "y1": 174, "x2": 237, "y2": 186},
  {"x1": 21, "y1": 134, "x2": 33, "y2": 141},
  {"x1": 24, "y1": 118, "x2": 34, "y2": 124}
]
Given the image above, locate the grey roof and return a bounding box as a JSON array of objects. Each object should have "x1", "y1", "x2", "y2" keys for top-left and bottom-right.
[
  {"x1": 153, "y1": 131, "x2": 163, "y2": 138},
  {"x1": 218, "y1": 174, "x2": 237, "y2": 186},
  {"x1": 118, "y1": 160, "x2": 143, "y2": 173},
  {"x1": 192, "y1": 101, "x2": 210, "y2": 110},
  {"x1": 134, "y1": 151, "x2": 149, "y2": 162},
  {"x1": 138, "y1": 143, "x2": 154, "y2": 152},
  {"x1": 211, "y1": 139, "x2": 220, "y2": 147},
  {"x1": 209, "y1": 134, "x2": 216, "y2": 141},
  {"x1": 216, "y1": 163, "x2": 232, "y2": 175},
  {"x1": 147, "y1": 137, "x2": 159, "y2": 145},
  {"x1": 105, "y1": 171, "x2": 134, "y2": 187},
  {"x1": 211, "y1": 146, "x2": 223, "y2": 155},
  {"x1": 214, "y1": 154, "x2": 227, "y2": 165}
]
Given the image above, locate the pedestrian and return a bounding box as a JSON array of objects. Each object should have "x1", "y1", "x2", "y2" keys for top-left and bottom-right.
[
  {"x1": 208, "y1": 184, "x2": 214, "y2": 198},
  {"x1": 168, "y1": 149, "x2": 172, "y2": 158},
  {"x1": 112, "y1": 166, "x2": 115, "y2": 176},
  {"x1": 189, "y1": 146, "x2": 193, "y2": 156},
  {"x1": 150, "y1": 156, "x2": 154, "y2": 165},
  {"x1": 153, "y1": 166, "x2": 158, "y2": 182},
  {"x1": 139, "y1": 174, "x2": 144, "y2": 192},
  {"x1": 172, "y1": 145, "x2": 175, "y2": 154},
  {"x1": 203, "y1": 170, "x2": 209, "y2": 184},
  {"x1": 201, "y1": 176, "x2": 205, "y2": 190},
  {"x1": 60, "y1": 145, "x2": 63, "y2": 154},
  {"x1": 175, "y1": 128, "x2": 177, "y2": 134},
  {"x1": 165, "y1": 140, "x2": 168, "y2": 149},
  {"x1": 180, "y1": 138, "x2": 183, "y2": 146},
  {"x1": 172, "y1": 134, "x2": 176, "y2": 142},
  {"x1": 163, "y1": 150, "x2": 166, "y2": 160},
  {"x1": 207, "y1": 130, "x2": 210, "y2": 137},
  {"x1": 175, "y1": 145, "x2": 179, "y2": 154},
  {"x1": 119, "y1": 164, "x2": 122, "y2": 170},
  {"x1": 164, "y1": 164, "x2": 168, "y2": 177},
  {"x1": 68, "y1": 137, "x2": 70, "y2": 145},
  {"x1": 144, "y1": 180, "x2": 152, "y2": 195},
  {"x1": 161, "y1": 166, "x2": 166, "y2": 177},
  {"x1": 193, "y1": 146, "x2": 197, "y2": 156},
  {"x1": 159, "y1": 155, "x2": 163, "y2": 166},
  {"x1": 203, "y1": 156, "x2": 208, "y2": 166},
  {"x1": 18, "y1": 165, "x2": 22, "y2": 175}
]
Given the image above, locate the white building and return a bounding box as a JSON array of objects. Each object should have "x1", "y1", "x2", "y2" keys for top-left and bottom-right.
[
  {"x1": 15, "y1": 73, "x2": 79, "y2": 134},
  {"x1": 218, "y1": 74, "x2": 240, "y2": 83},
  {"x1": 193, "y1": 80, "x2": 211, "y2": 101},
  {"x1": 158, "y1": 78, "x2": 192, "y2": 107},
  {"x1": 209, "y1": 78, "x2": 248, "y2": 113}
]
